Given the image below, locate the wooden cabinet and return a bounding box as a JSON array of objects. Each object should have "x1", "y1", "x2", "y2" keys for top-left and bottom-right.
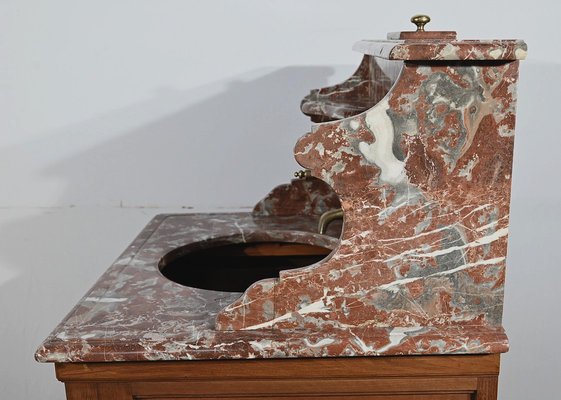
[{"x1": 57, "y1": 354, "x2": 499, "y2": 399}]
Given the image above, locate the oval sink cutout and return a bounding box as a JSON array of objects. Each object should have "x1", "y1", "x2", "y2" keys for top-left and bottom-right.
[{"x1": 159, "y1": 241, "x2": 332, "y2": 292}]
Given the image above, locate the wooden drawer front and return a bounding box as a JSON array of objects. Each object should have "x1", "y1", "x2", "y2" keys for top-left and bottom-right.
[
  {"x1": 66, "y1": 380, "x2": 478, "y2": 400},
  {"x1": 141, "y1": 396, "x2": 471, "y2": 400},
  {"x1": 129, "y1": 377, "x2": 477, "y2": 396}
]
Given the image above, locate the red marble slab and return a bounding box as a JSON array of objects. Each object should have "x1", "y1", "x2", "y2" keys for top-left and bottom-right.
[{"x1": 35, "y1": 212, "x2": 508, "y2": 363}]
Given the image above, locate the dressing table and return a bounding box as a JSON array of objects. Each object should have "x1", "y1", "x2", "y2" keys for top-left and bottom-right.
[{"x1": 36, "y1": 16, "x2": 527, "y2": 399}]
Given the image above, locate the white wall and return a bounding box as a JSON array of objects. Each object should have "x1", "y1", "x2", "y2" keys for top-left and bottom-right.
[{"x1": 1, "y1": 1, "x2": 560, "y2": 398}]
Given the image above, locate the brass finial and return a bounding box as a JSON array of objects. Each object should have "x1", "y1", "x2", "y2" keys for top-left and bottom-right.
[{"x1": 411, "y1": 14, "x2": 430, "y2": 32}]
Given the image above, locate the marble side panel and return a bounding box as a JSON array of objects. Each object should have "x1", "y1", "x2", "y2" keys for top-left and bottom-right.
[{"x1": 216, "y1": 61, "x2": 519, "y2": 356}]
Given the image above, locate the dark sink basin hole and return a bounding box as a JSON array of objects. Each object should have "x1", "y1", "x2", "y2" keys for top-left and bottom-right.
[{"x1": 159, "y1": 240, "x2": 332, "y2": 292}]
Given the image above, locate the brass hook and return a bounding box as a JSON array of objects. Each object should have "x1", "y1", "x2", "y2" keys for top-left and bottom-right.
[{"x1": 318, "y1": 208, "x2": 344, "y2": 234}]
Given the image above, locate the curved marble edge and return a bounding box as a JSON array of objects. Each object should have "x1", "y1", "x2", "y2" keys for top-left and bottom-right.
[
  {"x1": 301, "y1": 100, "x2": 370, "y2": 121},
  {"x1": 353, "y1": 39, "x2": 527, "y2": 60},
  {"x1": 300, "y1": 55, "x2": 399, "y2": 122},
  {"x1": 300, "y1": 55, "x2": 378, "y2": 122},
  {"x1": 253, "y1": 178, "x2": 341, "y2": 217},
  {"x1": 36, "y1": 213, "x2": 509, "y2": 363}
]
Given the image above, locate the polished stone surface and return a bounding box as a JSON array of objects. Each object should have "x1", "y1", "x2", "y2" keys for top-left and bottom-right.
[
  {"x1": 218, "y1": 47, "x2": 522, "y2": 355},
  {"x1": 35, "y1": 211, "x2": 508, "y2": 362},
  {"x1": 36, "y1": 27, "x2": 524, "y2": 364},
  {"x1": 300, "y1": 55, "x2": 395, "y2": 122}
]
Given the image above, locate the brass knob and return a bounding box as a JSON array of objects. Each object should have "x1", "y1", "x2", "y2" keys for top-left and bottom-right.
[
  {"x1": 294, "y1": 169, "x2": 311, "y2": 179},
  {"x1": 411, "y1": 14, "x2": 430, "y2": 32}
]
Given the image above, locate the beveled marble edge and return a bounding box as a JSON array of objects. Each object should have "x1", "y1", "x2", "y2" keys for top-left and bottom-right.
[
  {"x1": 35, "y1": 324, "x2": 509, "y2": 363},
  {"x1": 353, "y1": 39, "x2": 527, "y2": 60}
]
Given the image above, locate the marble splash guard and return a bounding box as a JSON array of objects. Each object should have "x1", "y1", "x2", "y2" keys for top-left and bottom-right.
[{"x1": 36, "y1": 26, "x2": 526, "y2": 363}]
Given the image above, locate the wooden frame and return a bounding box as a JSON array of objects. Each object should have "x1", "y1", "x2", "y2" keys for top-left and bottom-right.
[{"x1": 55, "y1": 354, "x2": 500, "y2": 399}]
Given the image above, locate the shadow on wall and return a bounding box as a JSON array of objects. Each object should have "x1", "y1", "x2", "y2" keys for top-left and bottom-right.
[
  {"x1": 46, "y1": 66, "x2": 335, "y2": 208},
  {"x1": 0, "y1": 65, "x2": 337, "y2": 290},
  {"x1": 0, "y1": 66, "x2": 336, "y2": 398}
]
